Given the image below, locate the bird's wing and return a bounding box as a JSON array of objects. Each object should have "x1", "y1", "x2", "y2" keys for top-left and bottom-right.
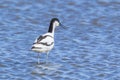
[{"x1": 33, "y1": 35, "x2": 54, "y2": 46}]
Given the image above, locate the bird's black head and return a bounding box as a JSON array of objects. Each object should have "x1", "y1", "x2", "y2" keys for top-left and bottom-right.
[
  {"x1": 50, "y1": 18, "x2": 60, "y2": 23},
  {"x1": 48, "y1": 18, "x2": 65, "y2": 33},
  {"x1": 49, "y1": 18, "x2": 60, "y2": 28}
]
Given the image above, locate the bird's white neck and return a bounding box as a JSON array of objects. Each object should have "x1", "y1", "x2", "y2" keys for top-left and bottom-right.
[
  {"x1": 51, "y1": 24, "x2": 57, "y2": 35},
  {"x1": 48, "y1": 20, "x2": 60, "y2": 37},
  {"x1": 48, "y1": 22, "x2": 57, "y2": 36}
]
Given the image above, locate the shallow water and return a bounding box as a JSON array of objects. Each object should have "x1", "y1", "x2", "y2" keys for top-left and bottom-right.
[{"x1": 0, "y1": 0, "x2": 120, "y2": 80}]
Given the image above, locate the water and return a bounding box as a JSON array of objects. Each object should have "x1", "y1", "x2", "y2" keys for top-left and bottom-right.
[{"x1": 0, "y1": 0, "x2": 120, "y2": 80}]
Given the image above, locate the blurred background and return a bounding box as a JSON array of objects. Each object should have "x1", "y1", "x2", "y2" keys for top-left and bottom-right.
[{"x1": 0, "y1": 0, "x2": 120, "y2": 80}]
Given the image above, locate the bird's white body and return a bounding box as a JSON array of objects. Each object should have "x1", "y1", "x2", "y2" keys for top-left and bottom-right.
[{"x1": 31, "y1": 33, "x2": 54, "y2": 53}]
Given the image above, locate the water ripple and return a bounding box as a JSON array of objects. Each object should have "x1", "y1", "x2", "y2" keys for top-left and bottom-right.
[{"x1": 0, "y1": 0, "x2": 120, "y2": 80}]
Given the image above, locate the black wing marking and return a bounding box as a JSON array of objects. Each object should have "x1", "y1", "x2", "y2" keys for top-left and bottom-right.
[
  {"x1": 40, "y1": 42, "x2": 54, "y2": 46},
  {"x1": 37, "y1": 35, "x2": 46, "y2": 43}
]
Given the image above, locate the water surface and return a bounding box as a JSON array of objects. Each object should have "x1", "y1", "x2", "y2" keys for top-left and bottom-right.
[{"x1": 0, "y1": 0, "x2": 120, "y2": 80}]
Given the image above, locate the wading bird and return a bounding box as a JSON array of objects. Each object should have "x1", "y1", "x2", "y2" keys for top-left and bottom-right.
[{"x1": 31, "y1": 18, "x2": 65, "y2": 64}]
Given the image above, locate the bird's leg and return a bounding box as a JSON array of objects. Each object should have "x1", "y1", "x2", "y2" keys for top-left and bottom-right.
[
  {"x1": 46, "y1": 52, "x2": 49, "y2": 64},
  {"x1": 37, "y1": 53, "x2": 40, "y2": 64}
]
